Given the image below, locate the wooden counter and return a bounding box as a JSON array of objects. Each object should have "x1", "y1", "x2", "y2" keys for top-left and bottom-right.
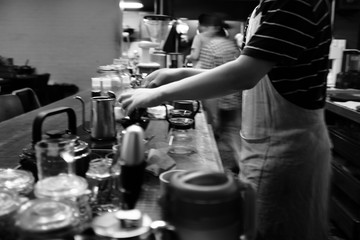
[
  {"x1": 0, "y1": 89, "x2": 223, "y2": 220},
  {"x1": 325, "y1": 99, "x2": 360, "y2": 240}
]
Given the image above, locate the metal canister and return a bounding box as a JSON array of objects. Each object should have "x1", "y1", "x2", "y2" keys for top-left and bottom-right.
[
  {"x1": 34, "y1": 174, "x2": 92, "y2": 231},
  {"x1": 0, "y1": 168, "x2": 35, "y2": 199},
  {"x1": 92, "y1": 209, "x2": 154, "y2": 240},
  {"x1": 15, "y1": 198, "x2": 81, "y2": 239},
  {"x1": 0, "y1": 188, "x2": 21, "y2": 240}
]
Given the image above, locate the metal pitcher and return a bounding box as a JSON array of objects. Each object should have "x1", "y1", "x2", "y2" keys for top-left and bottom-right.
[{"x1": 75, "y1": 94, "x2": 116, "y2": 140}]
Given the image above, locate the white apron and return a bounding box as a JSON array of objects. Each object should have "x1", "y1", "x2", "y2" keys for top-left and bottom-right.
[{"x1": 239, "y1": 7, "x2": 332, "y2": 240}]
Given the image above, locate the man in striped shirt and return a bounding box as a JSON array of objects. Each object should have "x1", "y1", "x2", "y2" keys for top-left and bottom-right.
[{"x1": 120, "y1": 0, "x2": 332, "y2": 239}]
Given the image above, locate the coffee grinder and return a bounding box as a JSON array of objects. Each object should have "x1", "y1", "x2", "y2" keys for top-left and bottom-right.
[{"x1": 137, "y1": 15, "x2": 173, "y2": 73}]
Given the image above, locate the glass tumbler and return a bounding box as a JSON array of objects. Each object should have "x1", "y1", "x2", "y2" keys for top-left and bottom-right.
[
  {"x1": 86, "y1": 158, "x2": 122, "y2": 216},
  {"x1": 35, "y1": 138, "x2": 75, "y2": 180}
]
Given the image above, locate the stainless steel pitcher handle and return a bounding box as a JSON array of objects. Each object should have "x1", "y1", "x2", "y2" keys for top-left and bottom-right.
[{"x1": 74, "y1": 96, "x2": 90, "y2": 133}]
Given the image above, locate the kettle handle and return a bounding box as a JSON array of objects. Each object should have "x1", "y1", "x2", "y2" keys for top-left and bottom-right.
[
  {"x1": 191, "y1": 100, "x2": 200, "y2": 118},
  {"x1": 32, "y1": 107, "x2": 77, "y2": 144},
  {"x1": 163, "y1": 104, "x2": 171, "y2": 124}
]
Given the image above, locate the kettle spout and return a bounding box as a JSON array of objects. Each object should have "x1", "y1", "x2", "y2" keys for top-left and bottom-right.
[{"x1": 74, "y1": 96, "x2": 90, "y2": 133}]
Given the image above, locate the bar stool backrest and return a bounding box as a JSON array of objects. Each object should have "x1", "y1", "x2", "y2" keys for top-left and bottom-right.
[
  {"x1": 0, "y1": 94, "x2": 25, "y2": 122},
  {"x1": 12, "y1": 87, "x2": 41, "y2": 113}
]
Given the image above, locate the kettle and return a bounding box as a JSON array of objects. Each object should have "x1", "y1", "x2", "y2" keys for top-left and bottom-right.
[
  {"x1": 75, "y1": 93, "x2": 116, "y2": 140},
  {"x1": 159, "y1": 170, "x2": 257, "y2": 240},
  {"x1": 19, "y1": 107, "x2": 91, "y2": 181}
]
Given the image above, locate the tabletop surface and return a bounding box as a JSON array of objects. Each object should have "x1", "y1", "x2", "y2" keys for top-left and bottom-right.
[{"x1": 0, "y1": 89, "x2": 223, "y2": 221}]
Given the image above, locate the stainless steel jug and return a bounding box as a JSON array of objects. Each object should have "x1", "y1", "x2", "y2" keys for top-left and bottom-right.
[{"x1": 75, "y1": 94, "x2": 116, "y2": 140}]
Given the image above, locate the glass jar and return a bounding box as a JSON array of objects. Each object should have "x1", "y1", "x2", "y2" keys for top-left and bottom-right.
[
  {"x1": 86, "y1": 157, "x2": 122, "y2": 216},
  {"x1": 0, "y1": 188, "x2": 21, "y2": 240},
  {"x1": 168, "y1": 118, "x2": 196, "y2": 155},
  {"x1": 34, "y1": 174, "x2": 92, "y2": 230},
  {"x1": 15, "y1": 198, "x2": 81, "y2": 239},
  {"x1": 0, "y1": 169, "x2": 35, "y2": 199}
]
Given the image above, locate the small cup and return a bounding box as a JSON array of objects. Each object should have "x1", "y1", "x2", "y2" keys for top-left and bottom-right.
[{"x1": 159, "y1": 169, "x2": 186, "y2": 197}]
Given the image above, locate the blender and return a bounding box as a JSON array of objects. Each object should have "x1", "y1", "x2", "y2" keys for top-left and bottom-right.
[{"x1": 138, "y1": 15, "x2": 173, "y2": 71}]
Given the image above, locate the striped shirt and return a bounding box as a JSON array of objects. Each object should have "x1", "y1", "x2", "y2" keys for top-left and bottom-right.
[
  {"x1": 199, "y1": 37, "x2": 242, "y2": 110},
  {"x1": 242, "y1": 0, "x2": 332, "y2": 109}
]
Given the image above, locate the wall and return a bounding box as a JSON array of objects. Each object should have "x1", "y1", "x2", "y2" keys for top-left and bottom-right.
[
  {"x1": 0, "y1": 0, "x2": 123, "y2": 91},
  {"x1": 0, "y1": 0, "x2": 358, "y2": 93},
  {"x1": 334, "y1": 10, "x2": 360, "y2": 49}
]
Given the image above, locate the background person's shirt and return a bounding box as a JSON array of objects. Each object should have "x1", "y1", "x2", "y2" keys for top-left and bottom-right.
[{"x1": 199, "y1": 37, "x2": 242, "y2": 110}]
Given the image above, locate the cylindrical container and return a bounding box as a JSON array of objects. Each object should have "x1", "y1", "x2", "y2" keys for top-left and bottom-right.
[
  {"x1": 35, "y1": 138, "x2": 75, "y2": 180},
  {"x1": 15, "y1": 198, "x2": 81, "y2": 240},
  {"x1": 86, "y1": 157, "x2": 122, "y2": 216},
  {"x1": 161, "y1": 171, "x2": 256, "y2": 240},
  {"x1": 0, "y1": 188, "x2": 21, "y2": 240},
  {"x1": 120, "y1": 125, "x2": 146, "y2": 210},
  {"x1": 159, "y1": 169, "x2": 185, "y2": 198},
  {"x1": 167, "y1": 118, "x2": 196, "y2": 155},
  {"x1": 90, "y1": 96, "x2": 117, "y2": 140},
  {"x1": 34, "y1": 174, "x2": 92, "y2": 230},
  {"x1": 0, "y1": 169, "x2": 35, "y2": 199},
  {"x1": 137, "y1": 62, "x2": 160, "y2": 75}
]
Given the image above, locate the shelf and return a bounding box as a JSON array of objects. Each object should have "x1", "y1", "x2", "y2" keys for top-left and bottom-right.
[{"x1": 326, "y1": 101, "x2": 360, "y2": 124}]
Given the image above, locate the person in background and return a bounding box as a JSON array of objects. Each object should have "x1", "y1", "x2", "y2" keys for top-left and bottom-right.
[
  {"x1": 195, "y1": 13, "x2": 242, "y2": 173},
  {"x1": 120, "y1": 0, "x2": 332, "y2": 239},
  {"x1": 185, "y1": 13, "x2": 219, "y2": 68}
]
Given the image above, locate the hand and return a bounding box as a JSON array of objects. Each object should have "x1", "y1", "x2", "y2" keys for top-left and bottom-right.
[
  {"x1": 119, "y1": 88, "x2": 163, "y2": 116},
  {"x1": 141, "y1": 68, "x2": 185, "y2": 88}
]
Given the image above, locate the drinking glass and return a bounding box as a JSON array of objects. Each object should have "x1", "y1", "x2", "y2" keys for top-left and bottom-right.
[
  {"x1": 35, "y1": 139, "x2": 75, "y2": 180},
  {"x1": 86, "y1": 158, "x2": 122, "y2": 216}
]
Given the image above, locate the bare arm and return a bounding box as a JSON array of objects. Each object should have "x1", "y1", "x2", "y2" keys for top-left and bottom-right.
[
  {"x1": 142, "y1": 67, "x2": 206, "y2": 88},
  {"x1": 120, "y1": 55, "x2": 275, "y2": 114},
  {"x1": 186, "y1": 34, "x2": 202, "y2": 62}
]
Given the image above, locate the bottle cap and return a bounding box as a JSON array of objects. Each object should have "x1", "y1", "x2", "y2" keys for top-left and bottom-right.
[{"x1": 120, "y1": 125, "x2": 145, "y2": 166}]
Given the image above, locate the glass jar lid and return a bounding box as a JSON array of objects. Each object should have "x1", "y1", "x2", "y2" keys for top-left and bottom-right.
[
  {"x1": 0, "y1": 169, "x2": 35, "y2": 195},
  {"x1": 34, "y1": 174, "x2": 88, "y2": 199},
  {"x1": 0, "y1": 188, "x2": 20, "y2": 216},
  {"x1": 169, "y1": 117, "x2": 194, "y2": 130},
  {"x1": 86, "y1": 158, "x2": 113, "y2": 180},
  {"x1": 15, "y1": 199, "x2": 79, "y2": 232}
]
